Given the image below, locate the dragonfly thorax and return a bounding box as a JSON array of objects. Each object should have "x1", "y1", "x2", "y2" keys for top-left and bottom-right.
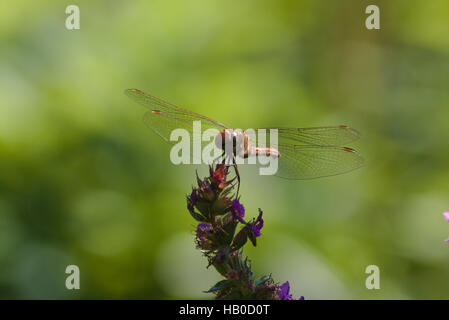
[{"x1": 215, "y1": 129, "x2": 250, "y2": 158}]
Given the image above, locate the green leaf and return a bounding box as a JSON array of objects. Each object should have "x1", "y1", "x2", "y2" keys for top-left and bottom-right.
[
  {"x1": 254, "y1": 275, "x2": 272, "y2": 286},
  {"x1": 188, "y1": 209, "x2": 207, "y2": 222},
  {"x1": 204, "y1": 280, "x2": 232, "y2": 293},
  {"x1": 212, "y1": 198, "x2": 230, "y2": 215}
]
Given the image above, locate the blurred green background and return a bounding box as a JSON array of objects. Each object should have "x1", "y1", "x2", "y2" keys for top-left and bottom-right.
[{"x1": 1, "y1": 0, "x2": 449, "y2": 299}]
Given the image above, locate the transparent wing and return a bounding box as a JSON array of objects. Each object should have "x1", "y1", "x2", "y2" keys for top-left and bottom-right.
[
  {"x1": 125, "y1": 88, "x2": 229, "y2": 138},
  {"x1": 266, "y1": 126, "x2": 361, "y2": 146},
  {"x1": 251, "y1": 127, "x2": 363, "y2": 179},
  {"x1": 274, "y1": 144, "x2": 364, "y2": 179},
  {"x1": 126, "y1": 89, "x2": 227, "y2": 157},
  {"x1": 142, "y1": 111, "x2": 223, "y2": 145}
]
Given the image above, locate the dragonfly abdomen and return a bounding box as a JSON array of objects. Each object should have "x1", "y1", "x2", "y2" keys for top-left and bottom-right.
[{"x1": 252, "y1": 147, "x2": 281, "y2": 158}]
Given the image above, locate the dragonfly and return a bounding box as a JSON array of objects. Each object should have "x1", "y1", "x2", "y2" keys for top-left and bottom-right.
[{"x1": 125, "y1": 88, "x2": 364, "y2": 180}]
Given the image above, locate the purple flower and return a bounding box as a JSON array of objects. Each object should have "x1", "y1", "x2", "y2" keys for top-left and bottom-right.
[
  {"x1": 232, "y1": 199, "x2": 245, "y2": 219},
  {"x1": 186, "y1": 164, "x2": 304, "y2": 299},
  {"x1": 248, "y1": 210, "x2": 264, "y2": 237},
  {"x1": 187, "y1": 189, "x2": 199, "y2": 213},
  {"x1": 443, "y1": 212, "x2": 449, "y2": 222},
  {"x1": 443, "y1": 212, "x2": 449, "y2": 243},
  {"x1": 196, "y1": 223, "x2": 212, "y2": 242},
  {"x1": 279, "y1": 281, "x2": 294, "y2": 300},
  {"x1": 190, "y1": 189, "x2": 198, "y2": 204},
  {"x1": 237, "y1": 209, "x2": 265, "y2": 247},
  {"x1": 278, "y1": 281, "x2": 304, "y2": 300},
  {"x1": 235, "y1": 208, "x2": 264, "y2": 237}
]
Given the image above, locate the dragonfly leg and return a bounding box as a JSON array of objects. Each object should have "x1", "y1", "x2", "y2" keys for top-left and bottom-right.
[
  {"x1": 213, "y1": 151, "x2": 226, "y2": 164},
  {"x1": 231, "y1": 157, "x2": 241, "y2": 196},
  {"x1": 218, "y1": 154, "x2": 240, "y2": 196}
]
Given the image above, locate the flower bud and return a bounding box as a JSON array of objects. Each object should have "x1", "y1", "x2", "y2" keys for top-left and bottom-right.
[
  {"x1": 227, "y1": 269, "x2": 239, "y2": 280},
  {"x1": 196, "y1": 223, "x2": 215, "y2": 250},
  {"x1": 231, "y1": 227, "x2": 249, "y2": 251},
  {"x1": 212, "y1": 249, "x2": 230, "y2": 277}
]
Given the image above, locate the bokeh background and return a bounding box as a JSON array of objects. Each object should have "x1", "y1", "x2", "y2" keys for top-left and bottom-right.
[{"x1": 1, "y1": 0, "x2": 449, "y2": 299}]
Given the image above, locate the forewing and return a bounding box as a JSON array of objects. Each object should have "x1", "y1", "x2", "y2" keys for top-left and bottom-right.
[
  {"x1": 258, "y1": 126, "x2": 361, "y2": 147},
  {"x1": 125, "y1": 89, "x2": 229, "y2": 130},
  {"x1": 143, "y1": 111, "x2": 222, "y2": 146},
  {"x1": 126, "y1": 89, "x2": 228, "y2": 156}
]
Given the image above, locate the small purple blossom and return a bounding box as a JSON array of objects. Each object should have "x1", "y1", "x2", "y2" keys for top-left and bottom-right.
[
  {"x1": 443, "y1": 212, "x2": 449, "y2": 222},
  {"x1": 190, "y1": 189, "x2": 198, "y2": 204},
  {"x1": 279, "y1": 281, "x2": 294, "y2": 300},
  {"x1": 246, "y1": 209, "x2": 264, "y2": 237},
  {"x1": 232, "y1": 199, "x2": 245, "y2": 218},
  {"x1": 278, "y1": 281, "x2": 304, "y2": 300},
  {"x1": 196, "y1": 223, "x2": 212, "y2": 242},
  {"x1": 235, "y1": 208, "x2": 264, "y2": 238},
  {"x1": 443, "y1": 212, "x2": 449, "y2": 243}
]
